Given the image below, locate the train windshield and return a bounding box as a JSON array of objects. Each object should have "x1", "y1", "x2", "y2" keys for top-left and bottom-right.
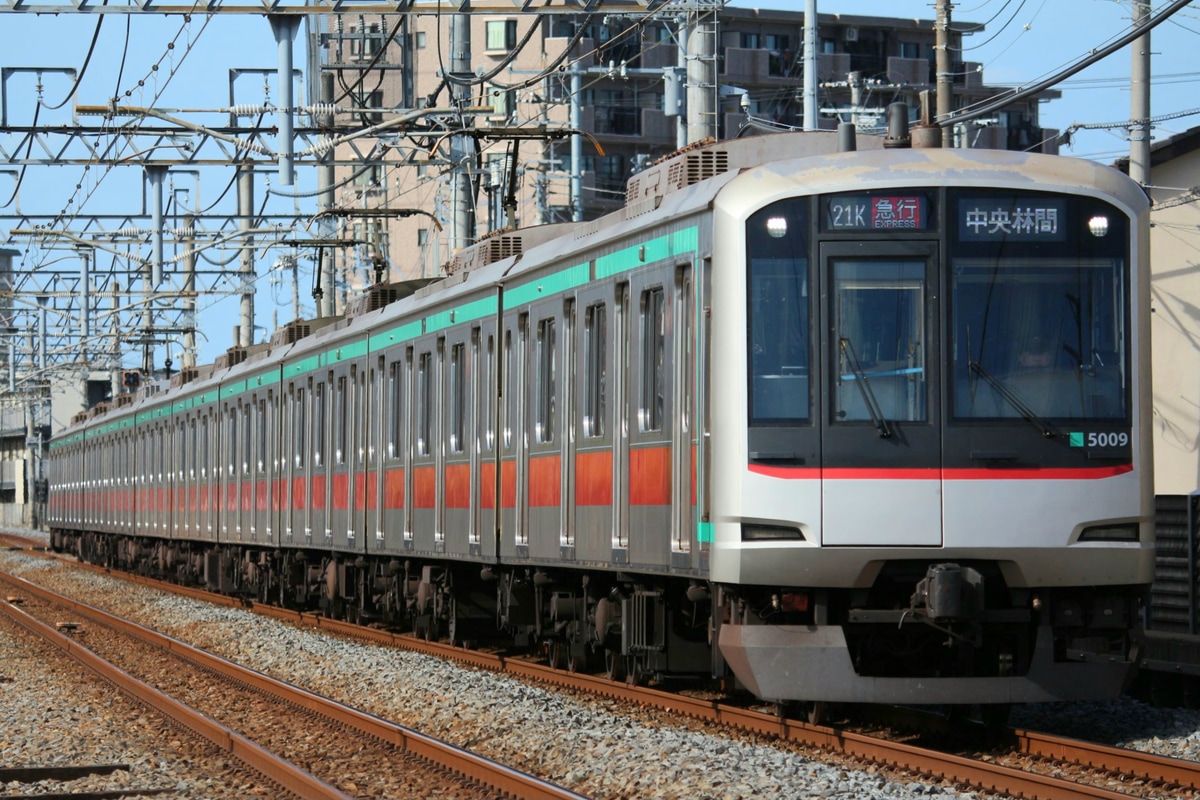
[
  {"x1": 948, "y1": 190, "x2": 1129, "y2": 421},
  {"x1": 747, "y1": 199, "x2": 810, "y2": 424}
]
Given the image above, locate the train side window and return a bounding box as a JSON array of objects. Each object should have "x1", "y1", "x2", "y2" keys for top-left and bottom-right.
[
  {"x1": 640, "y1": 287, "x2": 665, "y2": 432},
  {"x1": 243, "y1": 403, "x2": 252, "y2": 475},
  {"x1": 314, "y1": 381, "x2": 326, "y2": 468},
  {"x1": 536, "y1": 317, "x2": 556, "y2": 443},
  {"x1": 503, "y1": 328, "x2": 514, "y2": 449},
  {"x1": 353, "y1": 366, "x2": 365, "y2": 465},
  {"x1": 450, "y1": 342, "x2": 465, "y2": 453},
  {"x1": 584, "y1": 303, "x2": 607, "y2": 438},
  {"x1": 200, "y1": 416, "x2": 209, "y2": 479},
  {"x1": 335, "y1": 376, "x2": 347, "y2": 465},
  {"x1": 257, "y1": 398, "x2": 267, "y2": 473},
  {"x1": 417, "y1": 351, "x2": 432, "y2": 456},
  {"x1": 481, "y1": 333, "x2": 495, "y2": 452},
  {"x1": 387, "y1": 361, "x2": 403, "y2": 459},
  {"x1": 294, "y1": 387, "x2": 307, "y2": 470}
]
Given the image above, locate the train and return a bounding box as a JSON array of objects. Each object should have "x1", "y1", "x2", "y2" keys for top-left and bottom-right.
[{"x1": 45, "y1": 118, "x2": 1155, "y2": 714}]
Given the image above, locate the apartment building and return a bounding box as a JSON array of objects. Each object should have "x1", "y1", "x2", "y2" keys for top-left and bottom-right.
[{"x1": 320, "y1": 8, "x2": 1058, "y2": 290}]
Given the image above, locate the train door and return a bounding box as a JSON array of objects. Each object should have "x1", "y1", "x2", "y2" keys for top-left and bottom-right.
[
  {"x1": 819, "y1": 241, "x2": 942, "y2": 546},
  {"x1": 498, "y1": 315, "x2": 528, "y2": 556},
  {"x1": 329, "y1": 364, "x2": 352, "y2": 550},
  {"x1": 442, "y1": 330, "x2": 473, "y2": 557},
  {"x1": 352, "y1": 364, "x2": 367, "y2": 549},
  {"x1": 613, "y1": 283, "x2": 631, "y2": 558},
  {"x1": 367, "y1": 356, "x2": 384, "y2": 551},
  {"x1": 561, "y1": 300, "x2": 576, "y2": 558},
  {"x1": 475, "y1": 322, "x2": 498, "y2": 558},
  {"x1": 312, "y1": 374, "x2": 331, "y2": 545},
  {"x1": 574, "y1": 284, "x2": 613, "y2": 564},
  {"x1": 628, "y1": 273, "x2": 674, "y2": 568},
  {"x1": 411, "y1": 340, "x2": 440, "y2": 550},
  {"x1": 527, "y1": 304, "x2": 564, "y2": 560},
  {"x1": 672, "y1": 265, "x2": 697, "y2": 565}
]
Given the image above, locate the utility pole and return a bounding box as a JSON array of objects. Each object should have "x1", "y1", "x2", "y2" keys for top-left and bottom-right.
[
  {"x1": 803, "y1": 0, "x2": 817, "y2": 131},
  {"x1": 936, "y1": 0, "x2": 953, "y2": 147},
  {"x1": 449, "y1": 12, "x2": 476, "y2": 251},
  {"x1": 686, "y1": 11, "x2": 716, "y2": 143},
  {"x1": 570, "y1": 61, "x2": 583, "y2": 222},
  {"x1": 238, "y1": 166, "x2": 255, "y2": 348},
  {"x1": 1129, "y1": 0, "x2": 1152, "y2": 186}
]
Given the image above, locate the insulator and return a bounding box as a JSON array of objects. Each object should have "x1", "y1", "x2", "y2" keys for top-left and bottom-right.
[
  {"x1": 229, "y1": 104, "x2": 269, "y2": 118},
  {"x1": 304, "y1": 103, "x2": 342, "y2": 117}
]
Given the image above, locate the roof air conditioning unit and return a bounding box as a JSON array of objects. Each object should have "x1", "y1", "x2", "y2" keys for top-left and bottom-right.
[{"x1": 843, "y1": 27, "x2": 859, "y2": 42}]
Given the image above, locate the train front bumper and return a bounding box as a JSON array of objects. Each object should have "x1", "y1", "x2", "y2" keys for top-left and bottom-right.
[{"x1": 719, "y1": 623, "x2": 1135, "y2": 704}]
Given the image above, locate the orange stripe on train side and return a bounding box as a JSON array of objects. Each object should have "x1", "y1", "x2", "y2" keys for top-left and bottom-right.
[
  {"x1": 529, "y1": 454, "x2": 561, "y2": 507},
  {"x1": 413, "y1": 466, "x2": 436, "y2": 509},
  {"x1": 575, "y1": 450, "x2": 613, "y2": 506},
  {"x1": 384, "y1": 467, "x2": 405, "y2": 509},
  {"x1": 501, "y1": 459, "x2": 517, "y2": 509},
  {"x1": 332, "y1": 473, "x2": 349, "y2": 511},
  {"x1": 479, "y1": 461, "x2": 497, "y2": 509},
  {"x1": 630, "y1": 446, "x2": 671, "y2": 507},
  {"x1": 445, "y1": 463, "x2": 471, "y2": 509},
  {"x1": 365, "y1": 473, "x2": 378, "y2": 511},
  {"x1": 311, "y1": 475, "x2": 326, "y2": 510}
]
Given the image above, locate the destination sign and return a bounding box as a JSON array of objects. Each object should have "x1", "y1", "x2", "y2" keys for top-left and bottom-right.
[
  {"x1": 824, "y1": 194, "x2": 928, "y2": 232},
  {"x1": 958, "y1": 198, "x2": 1066, "y2": 242}
]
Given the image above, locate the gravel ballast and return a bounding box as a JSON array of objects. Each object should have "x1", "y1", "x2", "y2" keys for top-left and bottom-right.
[{"x1": 5, "y1": 534, "x2": 1200, "y2": 799}]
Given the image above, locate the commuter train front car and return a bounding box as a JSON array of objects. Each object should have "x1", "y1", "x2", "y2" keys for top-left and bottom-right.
[{"x1": 46, "y1": 135, "x2": 1153, "y2": 711}]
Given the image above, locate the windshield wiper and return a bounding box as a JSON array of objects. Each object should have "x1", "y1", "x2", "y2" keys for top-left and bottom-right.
[
  {"x1": 838, "y1": 337, "x2": 892, "y2": 438},
  {"x1": 968, "y1": 361, "x2": 1059, "y2": 439}
]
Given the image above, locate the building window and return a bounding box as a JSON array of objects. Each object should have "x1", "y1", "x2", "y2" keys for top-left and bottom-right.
[
  {"x1": 415, "y1": 31, "x2": 427, "y2": 49},
  {"x1": 900, "y1": 41, "x2": 920, "y2": 59},
  {"x1": 417, "y1": 228, "x2": 429, "y2": 246},
  {"x1": 486, "y1": 19, "x2": 518, "y2": 51},
  {"x1": 349, "y1": 23, "x2": 382, "y2": 60}
]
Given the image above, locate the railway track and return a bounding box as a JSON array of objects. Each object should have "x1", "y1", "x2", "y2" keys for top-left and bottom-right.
[
  {"x1": 3, "y1": 533, "x2": 1197, "y2": 800},
  {"x1": 0, "y1": 565, "x2": 587, "y2": 800}
]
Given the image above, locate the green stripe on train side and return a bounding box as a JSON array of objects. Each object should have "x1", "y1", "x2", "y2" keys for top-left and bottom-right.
[
  {"x1": 595, "y1": 227, "x2": 698, "y2": 279},
  {"x1": 368, "y1": 319, "x2": 423, "y2": 352},
  {"x1": 427, "y1": 295, "x2": 499, "y2": 332},
  {"x1": 503, "y1": 263, "x2": 590, "y2": 310}
]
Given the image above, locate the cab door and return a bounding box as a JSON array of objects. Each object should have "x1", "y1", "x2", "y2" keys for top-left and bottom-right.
[{"x1": 819, "y1": 241, "x2": 941, "y2": 546}]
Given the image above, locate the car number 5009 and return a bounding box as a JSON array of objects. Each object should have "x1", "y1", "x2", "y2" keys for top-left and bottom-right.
[{"x1": 1088, "y1": 432, "x2": 1129, "y2": 447}]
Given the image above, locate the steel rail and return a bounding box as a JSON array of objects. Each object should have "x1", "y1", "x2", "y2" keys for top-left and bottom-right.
[
  {"x1": 0, "y1": 587, "x2": 351, "y2": 800},
  {"x1": 0, "y1": 568, "x2": 590, "y2": 800}
]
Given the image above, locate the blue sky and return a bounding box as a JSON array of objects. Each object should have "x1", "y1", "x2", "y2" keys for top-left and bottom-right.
[
  {"x1": 751, "y1": 0, "x2": 1200, "y2": 161},
  {"x1": 2, "y1": 2, "x2": 1197, "y2": 366}
]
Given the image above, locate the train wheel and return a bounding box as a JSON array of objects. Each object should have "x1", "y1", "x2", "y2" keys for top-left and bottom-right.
[
  {"x1": 566, "y1": 647, "x2": 586, "y2": 674},
  {"x1": 548, "y1": 641, "x2": 563, "y2": 670},
  {"x1": 423, "y1": 617, "x2": 439, "y2": 642},
  {"x1": 625, "y1": 657, "x2": 641, "y2": 687},
  {"x1": 806, "y1": 702, "x2": 827, "y2": 726},
  {"x1": 604, "y1": 649, "x2": 622, "y2": 681}
]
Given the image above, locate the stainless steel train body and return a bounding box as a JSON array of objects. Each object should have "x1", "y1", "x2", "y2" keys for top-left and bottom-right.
[{"x1": 46, "y1": 133, "x2": 1154, "y2": 707}]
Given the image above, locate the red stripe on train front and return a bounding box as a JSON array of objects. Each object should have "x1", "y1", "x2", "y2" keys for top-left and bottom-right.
[{"x1": 749, "y1": 464, "x2": 1133, "y2": 480}]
